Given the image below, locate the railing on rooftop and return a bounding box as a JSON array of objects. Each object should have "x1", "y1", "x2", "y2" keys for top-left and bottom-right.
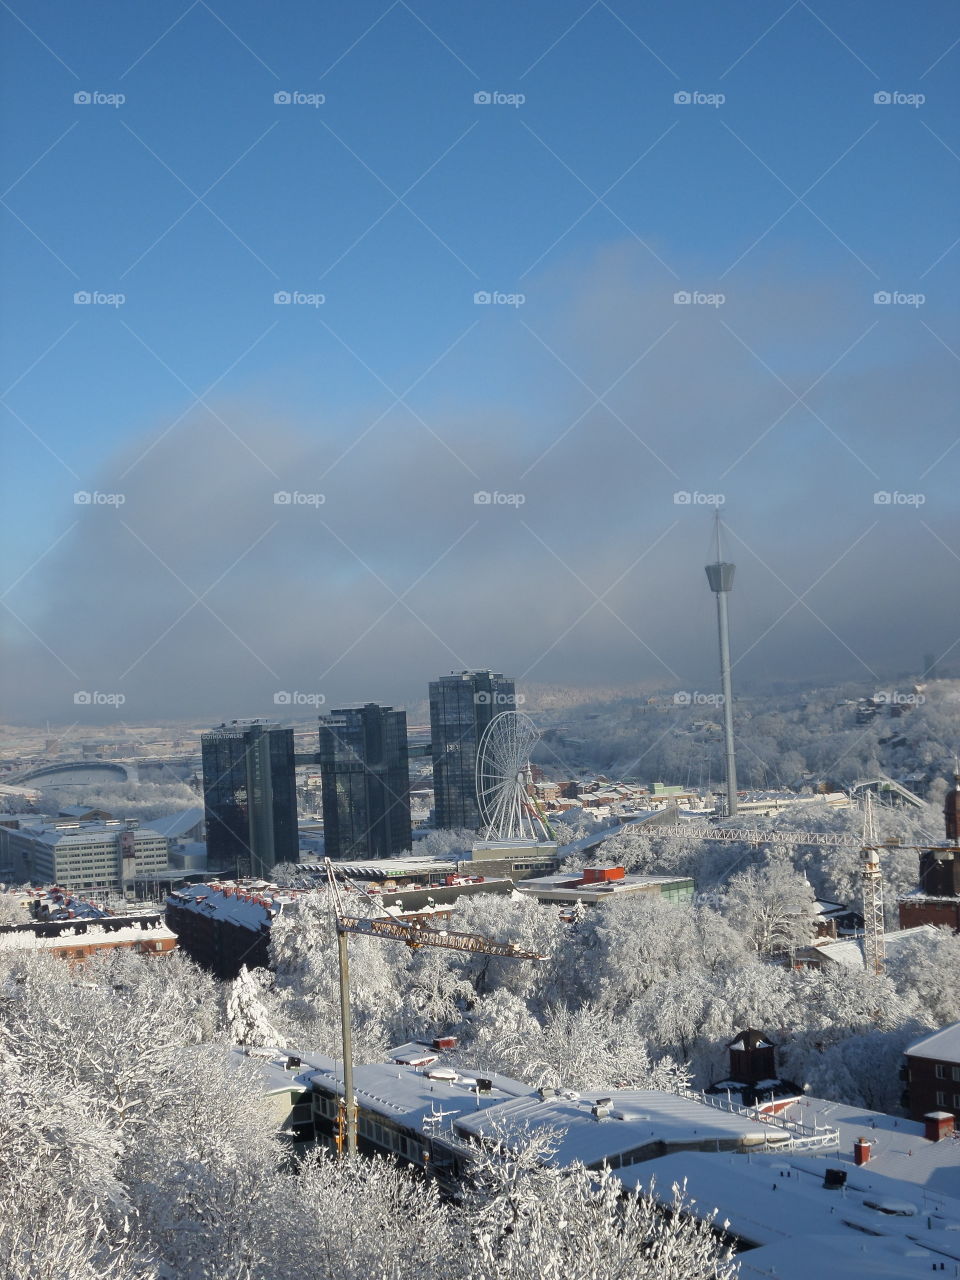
[{"x1": 674, "y1": 1086, "x2": 840, "y2": 1152}]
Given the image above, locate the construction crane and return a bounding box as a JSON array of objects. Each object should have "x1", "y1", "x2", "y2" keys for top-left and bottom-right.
[
  {"x1": 323, "y1": 858, "x2": 543, "y2": 1157},
  {"x1": 643, "y1": 813, "x2": 933, "y2": 977},
  {"x1": 860, "y1": 792, "x2": 886, "y2": 976},
  {"x1": 653, "y1": 822, "x2": 861, "y2": 848}
]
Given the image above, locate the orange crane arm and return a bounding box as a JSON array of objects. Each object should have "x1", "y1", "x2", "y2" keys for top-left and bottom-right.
[{"x1": 336, "y1": 912, "x2": 544, "y2": 959}]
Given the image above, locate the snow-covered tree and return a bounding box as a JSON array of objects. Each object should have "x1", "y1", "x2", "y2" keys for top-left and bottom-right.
[
  {"x1": 886, "y1": 926, "x2": 960, "y2": 1027},
  {"x1": 0, "y1": 890, "x2": 30, "y2": 925},
  {"x1": 724, "y1": 856, "x2": 819, "y2": 955},
  {"x1": 227, "y1": 965, "x2": 287, "y2": 1047},
  {"x1": 462, "y1": 1126, "x2": 738, "y2": 1280}
]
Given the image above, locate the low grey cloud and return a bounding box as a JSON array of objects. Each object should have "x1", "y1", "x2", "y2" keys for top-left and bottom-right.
[{"x1": 4, "y1": 246, "x2": 958, "y2": 724}]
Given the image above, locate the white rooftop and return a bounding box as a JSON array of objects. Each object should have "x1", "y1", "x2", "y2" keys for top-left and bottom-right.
[
  {"x1": 229, "y1": 1046, "x2": 336, "y2": 1095},
  {"x1": 516, "y1": 870, "x2": 691, "y2": 897},
  {"x1": 166, "y1": 882, "x2": 298, "y2": 931},
  {"x1": 739, "y1": 1232, "x2": 957, "y2": 1280},
  {"x1": 308, "y1": 1059, "x2": 532, "y2": 1139},
  {"x1": 300, "y1": 858, "x2": 457, "y2": 878},
  {"x1": 0, "y1": 923, "x2": 176, "y2": 951},
  {"x1": 907, "y1": 1021, "x2": 960, "y2": 1065},
  {"x1": 145, "y1": 808, "x2": 204, "y2": 839},
  {"x1": 454, "y1": 1088, "x2": 791, "y2": 1169},
  {"x1": 806, "y1": 925, "x2": 938, "y2": 968},
  {"x1": 624, "y1": 1149, "x2": 960, "y2": 1262},
  {"x1": 15, "y1": 821, "x2": 166, "y2": 848},
  {"x1": 770, "y1": 1096, "x2": 960, "y2": 1198}
]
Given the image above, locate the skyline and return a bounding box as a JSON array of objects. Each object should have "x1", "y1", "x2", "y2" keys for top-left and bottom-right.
[{"x1": 2, "y1": 0, "x2": 958, "y2": 724}]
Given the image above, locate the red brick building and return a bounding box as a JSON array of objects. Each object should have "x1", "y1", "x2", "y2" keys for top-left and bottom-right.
[
  {"x1": 904, "y1": 1023, "x2": 960, "y2": 1123},
  {"x1": 0, "y1": 916, "x2": 176, "y2": 962},
  {"x1": 898, "y1": 772, "x2": 960, "y2": 932}
]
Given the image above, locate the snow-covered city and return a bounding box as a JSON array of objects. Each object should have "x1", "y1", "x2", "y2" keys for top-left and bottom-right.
[{"x1": 3, "y1": 673, "x2": 960, "y2": 1278}]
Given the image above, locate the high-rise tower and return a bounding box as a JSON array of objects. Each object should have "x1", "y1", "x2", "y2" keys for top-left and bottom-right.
[
  {"x1": 429, "y1": 670, "x2": 517, "y2": 830},
  {"x1": 318, "y1": 704, "x2": 412, "y2": 861},
  {"x1": 201, "y1": 720, "x2": 298, "y2": 878}
]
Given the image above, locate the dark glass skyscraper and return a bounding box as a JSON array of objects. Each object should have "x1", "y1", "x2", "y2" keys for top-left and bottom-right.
[
  {"x1": 201, "y1": 721, "x2": 299, "y2": 878},
  {"x1": 318, "y1": 704, "x2": 412, "y2": 861},
  {"x1": 429, "y1": 671, "x2": 517, "y2": 830}
]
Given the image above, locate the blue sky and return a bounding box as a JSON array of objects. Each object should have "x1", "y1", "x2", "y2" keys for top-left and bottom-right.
[{"x1": 2, "y1": 0, "x2": 959, "y2": 722}]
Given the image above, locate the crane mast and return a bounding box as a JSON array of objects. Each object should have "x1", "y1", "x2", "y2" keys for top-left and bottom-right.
[{"x1": 860, "y1": 792, "x2": 886, "y2": 976}]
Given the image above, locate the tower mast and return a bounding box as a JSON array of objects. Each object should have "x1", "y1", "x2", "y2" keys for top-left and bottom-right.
[
  {"x1": 705, "y1": 513, "x2": 738, "y2": 817},
  {"x1": 861, "y1": 791, "x2": 886, "y2": 976}
]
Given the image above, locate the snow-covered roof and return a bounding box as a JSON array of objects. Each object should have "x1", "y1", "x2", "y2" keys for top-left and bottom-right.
[
  {"x1": 739, "y1": 1234, "x2": 956, "y2": 1280},
  {"x1": 15, "y1": 822, "x2": 167, "y2": 848},
  {"x1": 229, "y1": 1046, "x2": 335, "y2": 1095},
  {"x1": 166, "y1": 882, "x2": 298, "y2": 931},
  {"x1": 300, "y1": 857, "x2": 457, "y2": 879},
  {"x1": 454, "y1": 1088, "x2": 789, "y2": 1169},
  {"x1": 145, "y1": 807, "x2": 204, "y2": 839},
  {"x1": 773, "y1": 1096, "x2": 960, "y2": 1197},
  {"x1": 907, "y1": 1022, "x2": 960, "y2": 1065},
  {"x1": 308, "y1": 1059, "x2": 531, "y2": 1138},
  {"x1": 805, "y1": 925, "x2": 939, "y2": 968},
  {"x1": 727, "y1": 1029, "x2": 775, "y2": 1051},
  {"x1": 514, "y1": 870, "x2": 692, "y2": 904},
  {"x1": 31, "y1": 890, "x2": 112, "y2": 919},
  {"x1": 0, "y1": 923, "x2": 176, "y2": 951},
  {"x1": 387, "y1": 1042, "x2": 440, "y2": 1066},
  {"x1": 624, "y1": 1148, "x2": 960, "y2": 1262}
]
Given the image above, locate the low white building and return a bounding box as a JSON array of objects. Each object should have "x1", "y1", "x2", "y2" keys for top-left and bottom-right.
[{"x1": 0, "y1": 818, "x2": 169, "y2": 895}]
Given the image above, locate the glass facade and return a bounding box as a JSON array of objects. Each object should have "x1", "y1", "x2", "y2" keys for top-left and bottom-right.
[
  {"x1": 201, "y1": 722, "x2": 298, "y2": 878},
  {"x1": 429, "y1": 671, "x2": 517, "y2": 830},
  {"x1": 318, "y1": 704, "x2": 412, "y2": 860}
]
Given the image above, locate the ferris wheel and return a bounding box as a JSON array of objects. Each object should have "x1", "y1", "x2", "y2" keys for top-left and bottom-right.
[{"x1": 475, "y1": 711, "x2": 552, "y2": 842}]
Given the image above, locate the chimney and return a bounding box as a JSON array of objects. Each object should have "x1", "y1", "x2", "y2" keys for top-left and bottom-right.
[
  {"x1": 854, "y1": 1137, "x2": 872, "y2": 1165},
  {"x1": 924, "y1": 1111, "x2": 955, "y2": 1142}
]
